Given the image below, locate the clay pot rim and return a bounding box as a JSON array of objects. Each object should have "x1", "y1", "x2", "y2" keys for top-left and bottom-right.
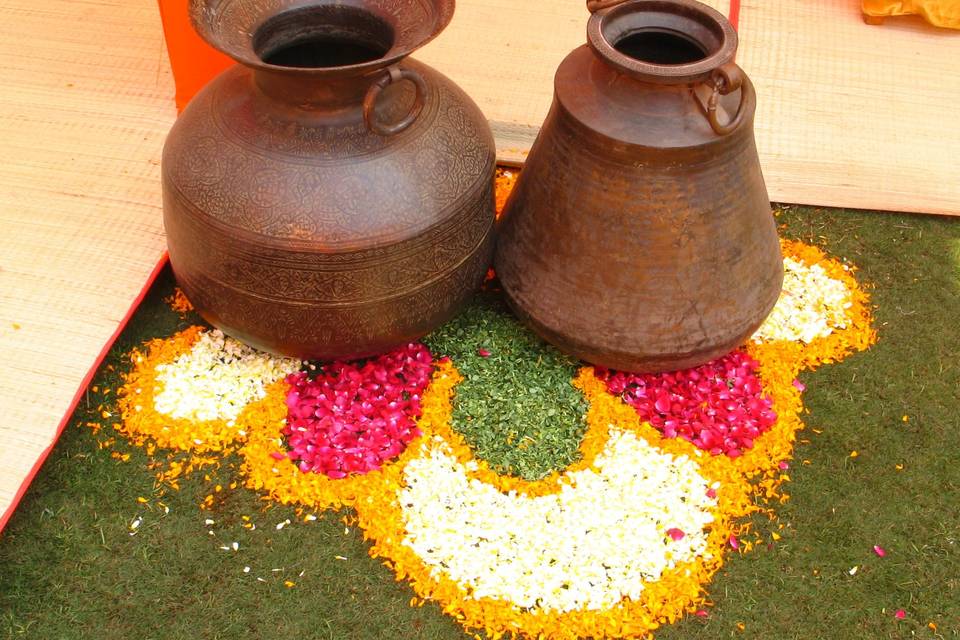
[
  {"x1": 587, "y1": 0, "x2": 737, "y2": 85},
  {"x1": 189, "y1": 0, "x2": 455, "y2": 77}
]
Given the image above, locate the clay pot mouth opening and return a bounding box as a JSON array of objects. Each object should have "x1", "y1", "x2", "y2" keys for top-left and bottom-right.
[
  {"x1": 588, "y1": 0, "x2": 737, "y2": 84},
  {"x1": 613, "y1": 29, "x2": 708, "y2": 65},
  {"x1": 253, "y1": 5, "x2": 394, "y2": 69}
]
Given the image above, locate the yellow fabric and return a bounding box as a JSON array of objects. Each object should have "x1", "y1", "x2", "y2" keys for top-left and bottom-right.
[{"x1": 863, "y1": 0, "x2": 960, "y2": 28}]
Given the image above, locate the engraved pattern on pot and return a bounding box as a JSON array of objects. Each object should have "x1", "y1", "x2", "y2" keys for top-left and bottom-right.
[
  {"x1": 210, "y1": 68, "x2": 435, "y2": 161},
  {"x1": 203, "y1": 0, "x2": 437, "y2": 61},
  {"x1": 175, "y1": 225, "x2": 493, "y2": 359},
  {"x1": 169, "y1": 67, "x2": 488, "y2": 245},
  {"x1": 166, "y1": 185, "x2": 493, "y2": 305}
]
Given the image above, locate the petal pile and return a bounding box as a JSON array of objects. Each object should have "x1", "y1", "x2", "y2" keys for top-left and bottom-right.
[
  {"x1": 282, "y1": 343, "x2": 433, "y2": 478},
  {"x1": 601, "y1": 351, "x2": 777, "y2": 457},
  {"x1": 356, "y1": 364, "x2": 758, "y2": 640},
  {"x1": 398, "y1": 429, "x2": 717, "y2": 613},
  {"x1": 117, "y1": 326, "x2": 292, "y2": 455},
  {"x1": 752, "y1": 256, "x2": 852, "y2": 344},
  {"x1": 154, "y1": 329, "x2": 299, "y2": 423}
]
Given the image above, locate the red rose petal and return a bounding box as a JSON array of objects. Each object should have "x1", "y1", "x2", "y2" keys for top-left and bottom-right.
[
  {"x1": 600, "y1": 351, "x2": 777, "y2": 457},
  {"x1": 278, "y1": 343, "x2": 433, "y2": 479}
]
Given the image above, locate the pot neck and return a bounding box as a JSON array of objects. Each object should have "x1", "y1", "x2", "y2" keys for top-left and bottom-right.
[
  {"x1": 587, "y1": 0, "x2": 737, "y2": 85},
  {"x1": 252, "y1": 64, "x2": 395, "y2": 110}
]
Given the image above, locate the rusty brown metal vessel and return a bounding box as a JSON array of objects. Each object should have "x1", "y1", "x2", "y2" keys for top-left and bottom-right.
[
  {"x1": 495, "y1": 0, "x2": 783, "y2": 373},
  {"x1": 162, "y1": 0, "x2": 495, "y2": 360}
]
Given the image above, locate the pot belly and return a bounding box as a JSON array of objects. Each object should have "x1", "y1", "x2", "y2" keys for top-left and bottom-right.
[
  {"x1": 162, "y1": 62, "x2": 496, "y2": 359},
  {"x1": 164, "y1": 179, "x2": 494, "y2": 359}
]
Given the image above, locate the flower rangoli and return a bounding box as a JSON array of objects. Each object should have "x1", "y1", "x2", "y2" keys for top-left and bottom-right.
[{"x1": 107, "y1": 236, "x2": 876, "y2": 639}]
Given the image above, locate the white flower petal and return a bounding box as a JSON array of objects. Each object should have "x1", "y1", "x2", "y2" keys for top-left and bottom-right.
[
  {"x1": 153, "y1": 329, "x2": 299, "y2": 422},
  {"x1": 398, "y1": 430, "x2": 716, "y2": 613},
  {"x1": 753, "y1": 257, "x2": 852, "y2": 344}
]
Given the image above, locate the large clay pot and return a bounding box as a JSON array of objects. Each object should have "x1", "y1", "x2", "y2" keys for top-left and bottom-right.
[
  {"x1": 163, "y1": 0, "x2": 495, "y2": 360},
  {"x1": 495, "y1": 0, "x2": 783, "y2": 373}
]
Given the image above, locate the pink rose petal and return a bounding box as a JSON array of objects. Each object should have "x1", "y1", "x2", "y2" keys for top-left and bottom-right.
[
  {"x1": 792, "y1": 379, "x2": 806, "y2": 392},
  {"x1": 873, "y1": 545, "x2": 886, "y2": 558},
  {"x1": 894, "y1": 609, "x2": 906, "y2": 620},
  {"x1": 477, "y1": 348, "x2": 491, "y2": 358},
  {"x1": 666, "y1": 527, "x2": 686, "y2": 541},
  {"x1": 728, "y1": 534, "x2": 740, "y2": 550},
  {"x1": 654, "y1": 392, "x2": 672, "y2": 414}
]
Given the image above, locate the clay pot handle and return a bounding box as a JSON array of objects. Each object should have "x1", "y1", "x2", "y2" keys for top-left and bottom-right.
[
  {"x1": 704, "y1": 63, "x2": 751, "y2": 135},
  {"x1": 363, "y1": 65, "x2": 427, "y2": 136},
  {"x1": 586, "y1": 0, "x2": 625, "y2": 12}
]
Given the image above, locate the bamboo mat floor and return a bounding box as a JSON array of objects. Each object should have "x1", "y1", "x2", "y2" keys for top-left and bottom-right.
[
  {"x1": 0, "y1": 0, "x2": 175, "y2": 529},
  {"x1": 1, "y1": 0, "x2": 958, "y2": 529}
]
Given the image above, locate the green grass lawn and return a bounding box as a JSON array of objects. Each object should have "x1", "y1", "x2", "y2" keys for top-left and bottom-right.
[{"x1": 1, "y1": 205, "x2": 959, "y2": 639}]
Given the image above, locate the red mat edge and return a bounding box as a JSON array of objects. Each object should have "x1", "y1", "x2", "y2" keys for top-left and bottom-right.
[{"x1": 0, "y1": 251, "x2": 171, "y2": 534}]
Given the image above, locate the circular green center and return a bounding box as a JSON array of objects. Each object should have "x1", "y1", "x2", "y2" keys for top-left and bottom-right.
[{"x1": 424, "y1": 289, "x2": 588, "y2": 480}]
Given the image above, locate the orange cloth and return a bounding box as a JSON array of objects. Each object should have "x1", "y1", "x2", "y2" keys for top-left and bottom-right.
[
  {"x1": 158, "y1": 0, "x2": 233, "y2": 112},
  {"x1": 862, "y1": 0, "x2": 960, "y2": 28}
]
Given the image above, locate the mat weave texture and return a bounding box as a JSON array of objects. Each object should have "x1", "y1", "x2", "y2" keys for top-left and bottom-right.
[{"x1": 0, "y1": 0, "x2": 175, "y2": 527}]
